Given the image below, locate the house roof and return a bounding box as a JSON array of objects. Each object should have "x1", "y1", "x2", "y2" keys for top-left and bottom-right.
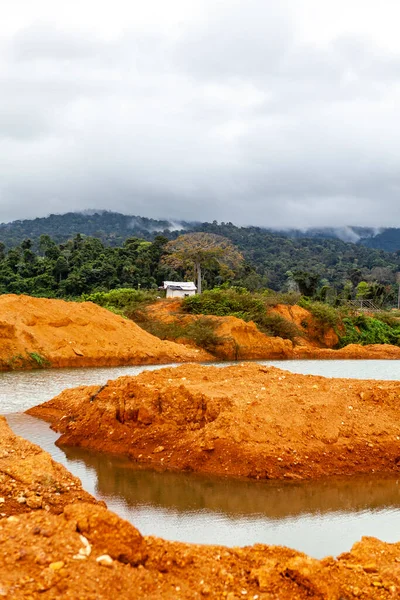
[{"x1": 163, "y1": 281, "x2": 197, "y2": 291}]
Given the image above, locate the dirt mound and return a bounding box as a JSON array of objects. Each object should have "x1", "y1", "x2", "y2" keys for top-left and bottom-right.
[
  {"x1": 212, "y1": 316, "x2": 293, "y2": 360},
  {"x1": 294, "y1": 343, "x2": 400, "y2": 359},
  {"x1": 0, "y1": 294, "x2": 211, "y2": 370},
  {"x1": 28, "y1": 363, "x2": 400, "y2": 481},
  {"x1": 2, "y1": 415, "x2": 400, "y2": 598},
  {"x1": 0, "y1": 416, "x2": 99, "y2": 519}
]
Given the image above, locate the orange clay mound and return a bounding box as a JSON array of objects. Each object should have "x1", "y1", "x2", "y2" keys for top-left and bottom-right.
[
  {"x1": 294, "y1": 343, "x2": 400, "y2": 360},
  {"x1": 212, "y1": 316, "x2": 293, "y2": 359},
  {"x1": 140, "y1": 299, "x2": 293, "y2": 359},
  {"x1": 0, "y1": 294, "x2": 211, "y2": 370},
  {"x1": 29, "y1": 362, "x2": 400, "y2": 481},
  {"x1": 1, "y1": 411, "x2": 400, "y2": 597}
]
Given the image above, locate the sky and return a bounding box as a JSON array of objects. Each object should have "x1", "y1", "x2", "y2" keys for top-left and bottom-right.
[{"x1": 1, "y1": 0, "x2": 400, "y2": 228}]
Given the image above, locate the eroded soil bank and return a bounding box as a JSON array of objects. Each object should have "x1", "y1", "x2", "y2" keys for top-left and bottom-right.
[
  {"x1": 1, "y1": 294, "x2": 399, "y2": 371},
  {"x1": 28, "y1": 363, "x2": 400, "y2": 481},
  {"x1": 140, "y1": 299, "x2": 400, "y2": 360},
  {"x1": 0, "y1": 294, "x2": 211, "y2": 371},
  {"x1": 2, "y1": 416, "x2": 400, "y2": 599}
]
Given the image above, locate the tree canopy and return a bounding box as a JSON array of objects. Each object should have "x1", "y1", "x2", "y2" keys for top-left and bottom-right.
[{"x1": 163, "y1": 233, "x2": 244, "y2": 293}]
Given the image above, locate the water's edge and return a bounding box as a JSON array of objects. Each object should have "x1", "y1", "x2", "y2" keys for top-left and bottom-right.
[{"x1": 4, "y1": 359, "x2": 400, "y2": 558}]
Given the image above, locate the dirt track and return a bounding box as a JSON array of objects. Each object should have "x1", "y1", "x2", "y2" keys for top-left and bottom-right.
[
  {"x1": 28, "y1": 362, "x2": 400, "y2": 480},
  {"x1": 2, "y1": 416, "x2": 400, "y2": 599}
]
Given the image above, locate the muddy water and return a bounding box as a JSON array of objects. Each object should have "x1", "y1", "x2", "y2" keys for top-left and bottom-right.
[{"x1": 3, "y1": 360, "x2": 400, "y2": 558}]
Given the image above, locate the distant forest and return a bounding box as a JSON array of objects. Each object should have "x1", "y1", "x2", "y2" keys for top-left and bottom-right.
[{"x1": 0, "y1": 211, "x2": 399, "y2": 305}]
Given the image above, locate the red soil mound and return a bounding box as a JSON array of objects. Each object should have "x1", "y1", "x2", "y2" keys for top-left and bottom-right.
[
  {"x1": 0, "y1": 416, "x2": 98, "y2": 518},
  {"x1": 0, "y1": 294, "x2": 211, "y2": 370},
  {"x1": 28, "y1": 362, "x2": 400, "y2": 481}
]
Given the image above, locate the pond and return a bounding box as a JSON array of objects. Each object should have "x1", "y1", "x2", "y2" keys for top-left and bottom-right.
[{"x1": 3, "y1": 359, "x2": 400, "y2": 558}]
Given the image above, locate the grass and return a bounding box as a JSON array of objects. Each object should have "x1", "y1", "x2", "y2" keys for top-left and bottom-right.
[{"x1": 3, "y1": 352, "x2": 51, "y2": 370}]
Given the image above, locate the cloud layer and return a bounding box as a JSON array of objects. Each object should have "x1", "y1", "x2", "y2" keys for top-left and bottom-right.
[{"x1": 1, "y1": 0, "x2": 400, "y2": 227}]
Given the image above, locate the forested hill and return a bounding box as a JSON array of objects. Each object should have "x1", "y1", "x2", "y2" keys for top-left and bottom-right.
[
  {"x1": 0, "y1": 211, "x2": 187, "y2": 248},
  {"x1": 2, "y1": 211, "x2": 400, "y2": 252},
  {"x1": 189, "y1": 222, "x2": 400, "y2": 291},
  {"x1": 1, "y1": 211, "x2": 400, "y2": 297}
]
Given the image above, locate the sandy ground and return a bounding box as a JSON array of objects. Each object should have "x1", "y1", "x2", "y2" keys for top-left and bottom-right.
[{"x1": 1, "y1": 416, "x2": 400, "y2": 599}]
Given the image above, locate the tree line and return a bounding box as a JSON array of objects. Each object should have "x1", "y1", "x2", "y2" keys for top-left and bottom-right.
[{"x1": 0, "y1": 230, "x2": 399, "y2": 307}]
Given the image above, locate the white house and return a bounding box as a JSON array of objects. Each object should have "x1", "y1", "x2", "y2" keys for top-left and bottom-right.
[{"x1": 162, "y1": 281, "x2": 197, "y2": 299}]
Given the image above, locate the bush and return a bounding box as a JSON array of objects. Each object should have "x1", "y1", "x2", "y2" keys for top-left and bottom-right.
[
  {"x1": 298, "y1": 298, "x2": 340, "y2": 328},
  {"x1": 138, "y1": 316, "x2": 222, "y2": 353},
  {"x1": 81, "y1": 288, "x2": 160, "y2": 315},
  {"x1": 339, "y1": 315, "x2": 400, "y2": 347},
  {"x1": 183, "y1": 288, "x2": 302, "y2": 342}
]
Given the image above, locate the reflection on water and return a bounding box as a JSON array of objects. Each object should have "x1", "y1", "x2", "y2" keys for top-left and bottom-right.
[
  {"x1": 6, "y1": 412, "x2": 400, "y2": 558},
  {"x1": 63, "y1": 445, "x2": 400, "y2": 519}
]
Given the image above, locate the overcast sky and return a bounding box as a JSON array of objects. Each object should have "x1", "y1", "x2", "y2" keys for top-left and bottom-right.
[{"x1": 1, "y1": 0, "x2": 400, "y2": 228}]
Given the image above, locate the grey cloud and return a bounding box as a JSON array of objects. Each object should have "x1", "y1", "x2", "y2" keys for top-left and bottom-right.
[
  {"x1": 10, "y1": 23, "x2": 102, "y2": 61},
  {"x1": 1, "y1": 2, "x2": 400, "y2": 228}
]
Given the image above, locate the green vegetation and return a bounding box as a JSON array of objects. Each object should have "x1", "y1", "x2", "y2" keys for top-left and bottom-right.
[
  {"x1": 2, "y1": 352, "x2": 51, "y2": 370},
  {"x1": 135, "y1": 316, "x2": 223, "y2": 353},
  {"x1": 340, "y1": 314, "x2": 400, "y2": 347},
  {"x1": 298, "y1": 298, "x2": 341, "y2": 328},
  {"x1": 1, "y1": 212, "x2": 400, "y2": 303},
  {"x1": 183, "y1": 288, "x2": 302, "y2": 342},
  {"x1": 81, "y1": 288, "x2": 160, "y2": 316}
]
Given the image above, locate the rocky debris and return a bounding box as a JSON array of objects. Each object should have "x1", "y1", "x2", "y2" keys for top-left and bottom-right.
[
  {"x1": 28, "y1": 362, "x2": 400, "y2": 480},
  {"x1": 0, "y1": 294, "x2": 212, "y2": 371},
  {"x1": 0, "y1": 507, "x2": 400, "y2": 598},
  {"x1": 0, "y1": 416, "x2": 99, "y2": 519}
]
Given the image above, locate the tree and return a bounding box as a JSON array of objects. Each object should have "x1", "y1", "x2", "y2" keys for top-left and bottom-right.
[
  {"x1": 163, "y1": 233, "x2": 243, "y2": 294},
  {"x1": 291, "y1": 270, "x2": 320, "y2": 297}
]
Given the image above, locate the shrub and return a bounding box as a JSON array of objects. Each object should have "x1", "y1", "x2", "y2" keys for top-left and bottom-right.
[
  {"x1": 138, "y1": 316, "x2": 222, "y2": 352},
  {"x1": 81, "y1": 288, "x2": 160, "y2": 316},
  {"x1": 298, "y1": 298, "x2": 340, "y2": 328},
  {"x1": 183, "y1": 288, "x2": 302, "y2": 342},
  {"x1": 339, "y1": 315, "x2": 400, "y2": 347}
]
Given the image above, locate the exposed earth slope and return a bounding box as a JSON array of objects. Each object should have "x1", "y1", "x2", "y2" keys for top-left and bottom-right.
[
  {"x1": 28, "y1": 362, "x2": 400, "y2": 480},
  {"x1": 139, "y1": 298, "x2": 400, "y2": 360},
  {"x1": 0, "y1": 294, "x2": 211, "y2": 371}
]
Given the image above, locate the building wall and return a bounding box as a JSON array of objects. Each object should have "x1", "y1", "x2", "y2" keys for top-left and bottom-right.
[{"x1": 166, "y1": 289, "x2": 196, "y2": 299}]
